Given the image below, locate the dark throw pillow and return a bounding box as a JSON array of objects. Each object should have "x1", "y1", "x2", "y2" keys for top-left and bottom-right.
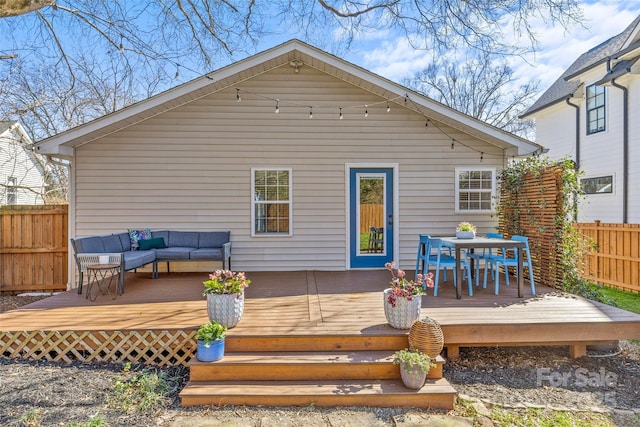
[{"x1": 138, "y1": 237, "x2": 166, "y2": 251}]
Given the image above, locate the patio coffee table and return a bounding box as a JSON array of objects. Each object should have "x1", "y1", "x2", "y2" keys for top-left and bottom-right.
[{"x1": 86, "y1": 263, "x2": 121, "y2": 302}]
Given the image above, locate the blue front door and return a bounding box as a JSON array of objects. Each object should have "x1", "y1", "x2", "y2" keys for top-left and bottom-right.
[{"x1": 349, "y1": 168, "x2": 394, "y2": 268}]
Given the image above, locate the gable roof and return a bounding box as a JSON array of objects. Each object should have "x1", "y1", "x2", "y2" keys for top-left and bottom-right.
[
  {"x1": 35, "y1": 39, "x2": 539, "y2": 157},
  {"x1": 523, "y1": 15, "x2": 640, "y2": 117},
  {"x1": 1, "y1": 120, "x2": 34, "y2": 145}
]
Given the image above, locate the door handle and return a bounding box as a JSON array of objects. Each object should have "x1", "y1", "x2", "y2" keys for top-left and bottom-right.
[{"x1": 388, "y1": 214, "x2": 393, "y2": 226}]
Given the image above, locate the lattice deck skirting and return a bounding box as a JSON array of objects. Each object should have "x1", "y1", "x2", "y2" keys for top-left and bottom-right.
[{"x1": 0, "y1": 330, "x2": 197, "y2": 366}]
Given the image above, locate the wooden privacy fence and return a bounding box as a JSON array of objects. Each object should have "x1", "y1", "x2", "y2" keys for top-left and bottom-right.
[
  {"x1": 576, "y1": 221, "x2": 640, "y2": 293},
  {"x1": 498, "y1": 166, "x2": 564, "y2": 289},
  {"x1": 0, "y1": 205, "x2": 68, "y2": 294},
  {"x1": 360, "y1": 204, "x2": 384, "y2": 233}
]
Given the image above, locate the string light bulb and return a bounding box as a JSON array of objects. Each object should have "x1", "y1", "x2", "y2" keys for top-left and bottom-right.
[
  {"x1": 309, "y1": 107, "x2": 313, "y2": 119},
  {"x1": 236, "y1": 88, "x2": 241, "y2": 103},
  {"x1": 386, "y1": 102, "x2": 391, "y2": 112},
  {"x1": 451, "y1": 140, "x2": 455, "y2": 149},
  {"x1": 275, "y1": 99, "x2": 279, "y2": 114},
  {"x1": 480, "y1": 152, "x2": 484, "y2": 162},
  {"x1": 339, "y1": 107, "x2": 343, "y2": 120},
  {"x1": 364, "y1": 105, "x2": 368, "y2": 118}
]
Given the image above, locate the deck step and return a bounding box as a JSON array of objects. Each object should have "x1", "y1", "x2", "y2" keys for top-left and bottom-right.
[
  {"x1": 179, "y1": 378, "x2": 457, "y2": 409},
  {"x1": 225, "y1": 334, "x2": 409, "y2": 352},
  {"x1": 188, "y1": 352, "x2": 445, "y2": 381}
]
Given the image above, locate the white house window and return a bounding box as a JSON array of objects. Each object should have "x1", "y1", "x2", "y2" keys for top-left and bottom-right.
[
  {"x1": 582, "y1": 176, "x2": 612, "y2": 194},
  {"x1": 455, "y1": 168, "x2": 496, "y2": 213},
  {"x1": 586, "y1": 84, "x2": 605, "y2": 134},
  {"x1": 7, "y1": 177, "x2": 17, "y2": 205},
  {"x1": 252, "y1": 168, "x2": 292, "y2": 236}
]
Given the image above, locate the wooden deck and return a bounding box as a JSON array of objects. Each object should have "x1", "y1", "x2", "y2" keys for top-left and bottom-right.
[
  {"x1": 2, "y1": 269, "x2": 639, "y2": 362},
  {"x1": 3, "y1": 269, "x2": 639, "y2": 409}
]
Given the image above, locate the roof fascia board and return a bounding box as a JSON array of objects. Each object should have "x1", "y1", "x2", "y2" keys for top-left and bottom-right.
[{"x1": 620, "y1": 19, "x2": 640, "y2": 51}]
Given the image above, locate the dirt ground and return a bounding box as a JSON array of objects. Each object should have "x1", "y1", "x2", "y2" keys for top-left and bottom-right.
[{"x1": 1, "y1": 295, "x2": 639, "y2": 426}]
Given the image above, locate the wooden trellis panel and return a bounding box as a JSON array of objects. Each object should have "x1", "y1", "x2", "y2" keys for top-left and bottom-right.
[
  {"x1": 0, "y1": 329, "x2": 197, "y2": 366},
  {"x1": 498, "y1": 166, "x2": 564, "y2": 289}
]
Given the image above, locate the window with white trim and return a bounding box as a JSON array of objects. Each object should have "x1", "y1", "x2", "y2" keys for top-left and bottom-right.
[
  {"x1": 586, "y1": 84, "x2": 605, "y2": 134},
  {"x1": 455, "y1": 168, "x2": 496, "y2": 213},
  {"x1": 252, "y1": 168, "x2": 292, "y2": 235},
  {"x1": 582, "y1": 176, "x2": 612, "y2": 194},
  {"x1": 7, "y1": 177, "x2": 17, "y2": 205}
]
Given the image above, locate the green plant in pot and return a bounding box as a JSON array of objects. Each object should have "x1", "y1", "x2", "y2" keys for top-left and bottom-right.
[
  {"x1": 393, "y1": 348, "x2": 435, "y2": 389},
  {"x1": 196, "y1": 320, "x2": 227, "y2": 362},
  {"x1": 456, "y1": 221, "x2": 477, "y2": 239}
]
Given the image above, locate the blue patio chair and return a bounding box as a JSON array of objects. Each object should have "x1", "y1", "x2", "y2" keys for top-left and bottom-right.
[
  {"x1": 426, "y1": 238, "x2": 473, "y2": 297},
  {"x1": 486, "y1": 235, "x2": 535, "y2": 295},
  {"x1": 415, "y1": 234, "x2": 431, "y2": 280},
  {"x1": 465, "y1": 232, "x2": 503, "y2": 287}
]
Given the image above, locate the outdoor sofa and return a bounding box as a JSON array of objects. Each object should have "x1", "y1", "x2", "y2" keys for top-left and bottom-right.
[{"x1": 71, "y1": 230, "x2": 231, "y2": 295}]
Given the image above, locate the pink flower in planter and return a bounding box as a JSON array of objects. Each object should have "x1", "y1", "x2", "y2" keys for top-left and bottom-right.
[{"x1": 385, "y1": 262, "x2": 433, "y2": 307}]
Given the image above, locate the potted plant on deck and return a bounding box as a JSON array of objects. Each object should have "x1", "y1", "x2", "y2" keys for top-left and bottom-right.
[
  {"x1": 456, "y1": 221, "x2": 477, "y2": 239},
  {"x1": 383, "y1": 262, "x2": 434, "y2": 329},
  {"x1": 203, "y1": 270, "x2": 251, "y2": 328},
  {"x1": 393, "y1": 348, "x2": 435, "y2": 389},
  {"x1": 196, "y1": 320, "x2": 227, "y2": 362}
]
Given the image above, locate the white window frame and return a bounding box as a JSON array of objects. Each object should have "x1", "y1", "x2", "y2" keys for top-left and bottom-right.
[
  {"x1": 251, "y1": 167, "x2": 293, "y2": 237},
  {"x1": 581, "y1": 175, "x2": 613, "y2": 195},
  {"x1": 7, "y1": 176, "x2": 17, "y2": 205},
  {"x1": 454, "y1": 167, "x2": 496, "y2": 213}
]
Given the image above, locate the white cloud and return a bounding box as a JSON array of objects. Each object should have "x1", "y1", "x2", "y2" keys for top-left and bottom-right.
[
  {"x1": 351, "y1": 1, "x2": 640, "y2": 93},
  {"x1": 510, "y1": 1, "x2": 640, "y2": 89}
]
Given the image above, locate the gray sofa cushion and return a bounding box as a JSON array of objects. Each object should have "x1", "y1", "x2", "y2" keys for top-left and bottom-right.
[
  {"x1": 75, "y1": 236, "x2": 106, "y2": 253},
  {"x1": 190, "y1": 248, "x2": 223, "y2": 260},
  {"x1": 168, "y1": 231, "x2": 199, "y2": 248},
  {"x1": 123, "y1": 250, "x2": 156, "y2": 270},
  {"x1": 152, "y1": 230, "x2": 169, "y2": 243},
  {"x1": 155, "y1": 247, "x2": 192, "y2": 260},
  {"x1": 116, "y1": 232, "x2": 132, "y2": 252},
  {"x1": 103, "y1": 235, "x2": 125, "y2": 253},
  {"x1": 199, "y1": 231, "x2": 230, "y2": 248}
]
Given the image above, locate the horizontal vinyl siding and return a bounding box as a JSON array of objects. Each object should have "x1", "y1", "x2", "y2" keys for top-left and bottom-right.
[{"x1": 74, "y1": 65, "x2": 505, "y2": 271}]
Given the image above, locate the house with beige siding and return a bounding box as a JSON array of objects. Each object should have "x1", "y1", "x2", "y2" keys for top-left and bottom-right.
[
  {"x1": 522, "y1": 16, "x2": 640, "y2": 223},
  {"x1": 35, "y1": 40, "x2": 540, "y2": 283}
]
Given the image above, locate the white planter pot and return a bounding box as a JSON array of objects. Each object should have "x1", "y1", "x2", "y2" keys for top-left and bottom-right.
[
  {"x1": 383, "y1": 289, "x2": 421, "y2": 329},
  {"x1": 456, "y1": 230, "x2": 476, "y2": 239},
  {"x1": 206, "y1": 292, "x2": 244, "y2": 328},
  {"x1": 400, "y1": 364, "x2": 427, "y2": 389}
]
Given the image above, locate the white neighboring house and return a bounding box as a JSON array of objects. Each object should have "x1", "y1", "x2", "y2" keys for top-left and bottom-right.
[
  {"x1": 522, "y1": 16, "x2": 640, "y2": 223},
  {"x1": 0, "y1": 121, "x2": 47, "y2": 205}
]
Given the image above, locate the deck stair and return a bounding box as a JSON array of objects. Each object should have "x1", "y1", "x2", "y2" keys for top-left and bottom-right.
[{"x1": 179, "y1": 334, "x2": 457, "y2": 409}]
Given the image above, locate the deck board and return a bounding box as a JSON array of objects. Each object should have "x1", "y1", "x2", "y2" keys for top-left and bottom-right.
[{"x1": 2, "y1": 270, "x2": 639, "y2": 345}]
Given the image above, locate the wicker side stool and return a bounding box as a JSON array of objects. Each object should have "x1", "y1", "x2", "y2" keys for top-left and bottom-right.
[{"x1": 408, "y1": 317, "x2": 444, "y2": 359}]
